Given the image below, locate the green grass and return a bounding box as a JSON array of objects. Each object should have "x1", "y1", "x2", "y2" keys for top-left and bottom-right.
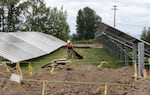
[
  {"x1": 21, "y1": 47, "x2": 124, "y2": 72},
  {"x1": 71, "y1": 48, "x2": 124, "y2": 68},
  {"x1": 21, "y1": 47, "x2": 67, "y2": 72}
]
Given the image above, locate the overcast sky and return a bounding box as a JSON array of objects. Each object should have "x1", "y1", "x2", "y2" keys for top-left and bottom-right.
[{"x1": 45, "y1": 0, "x2": 150, "y2": 39}]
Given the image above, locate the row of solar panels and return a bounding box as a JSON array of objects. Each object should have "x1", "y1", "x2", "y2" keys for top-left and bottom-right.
[
  {"x1": 0, "y1": 32, "x2": 66, "y2": 62},
  {"x1": 95, "y1": 22, "x2": 150, "y2": 57}
]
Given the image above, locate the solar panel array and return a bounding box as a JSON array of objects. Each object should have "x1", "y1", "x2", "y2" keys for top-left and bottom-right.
[
  {"x1": 95, "y1": 22, "x2": 150, "y2": 65},
  {"x1": 0, "y1": 32, "x2": 66, "y2": 62}
]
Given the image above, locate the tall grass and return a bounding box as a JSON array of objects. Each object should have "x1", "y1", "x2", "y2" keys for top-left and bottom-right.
[{"x1": 21, "y1": 47, "x2": 124, "y2": 72}]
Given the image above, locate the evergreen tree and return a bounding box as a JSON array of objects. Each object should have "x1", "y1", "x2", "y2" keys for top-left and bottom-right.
[
  {"x1": 76, "y1": 7, "x2": 101, "y2": 40},
  {"x1": 141, "y1": 27, "x2": 150, "y2": 43},
  {"x1": 45, "y1": 7, "x2": 70, "y2": 40}
]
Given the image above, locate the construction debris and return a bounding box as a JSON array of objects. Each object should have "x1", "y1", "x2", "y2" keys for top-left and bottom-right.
[
  {"x1": 41, "y1": 58, "x2": 71, "y2": 68},
  {"x1": 72, "y1": 49, "x2": 83, "y2": 59}
]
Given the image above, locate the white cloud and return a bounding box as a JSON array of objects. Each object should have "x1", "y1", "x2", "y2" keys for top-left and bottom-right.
[{"x1": 45, "y1": 0, "x2": 150, "y2": 38}]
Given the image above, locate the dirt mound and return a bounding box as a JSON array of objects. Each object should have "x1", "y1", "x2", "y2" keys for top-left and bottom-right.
[
  {"x1": 34, "y1": 64, "x2": 134, "y2": 83},
  {"x1": 0, "y1": 64, "x2": 150, "y2": 95}
]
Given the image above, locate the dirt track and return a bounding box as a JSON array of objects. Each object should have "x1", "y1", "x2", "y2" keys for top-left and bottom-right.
[{"x1": 0, "y1": 64, "x2": 150, "y2": 95}]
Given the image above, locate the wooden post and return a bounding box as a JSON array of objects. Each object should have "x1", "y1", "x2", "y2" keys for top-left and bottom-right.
[{"x1": 133, "y1": 43, "x2": 137, "y2": 81}]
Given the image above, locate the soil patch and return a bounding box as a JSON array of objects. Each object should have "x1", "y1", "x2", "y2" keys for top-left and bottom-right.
[{"x1": 0, "y1": 64, "x2": 150, "y2": 95}]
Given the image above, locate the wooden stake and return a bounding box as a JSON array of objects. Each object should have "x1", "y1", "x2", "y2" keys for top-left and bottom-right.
[
  {"x1": 2, "y1": 62, "x2": 10, "y2": 72},
  {"x1": 104, "y1": 84, "x2": 107, "y2": 95},
  {"x1": 142, "y1": 69, "x2": 147, "y2": 79},
  {"x1": 50, "y1": 63, "x2": 56, "y2": 74},
  {"x1": 134, "y1": 62, "x2": 137, "y2": 81},
  {"x1": 42, "y1": 80, "x2": 48, "y2": 95},
  {"x1": 16, "y1": 62, "x2": 23, "y2": 80},
  {"x1": 28, "y1": 62, "x2": 33, "y2": 76}
]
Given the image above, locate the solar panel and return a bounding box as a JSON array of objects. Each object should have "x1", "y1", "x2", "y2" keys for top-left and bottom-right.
[
  {"x1": 96, "y1": 22, "x2": 150, "y2": 77},
  {"x1": 0, "y1": 32, "x2": 66, "y2": 62},
  {"x1": 96, "y1": 22, "x2": 150, "y2": 57}
]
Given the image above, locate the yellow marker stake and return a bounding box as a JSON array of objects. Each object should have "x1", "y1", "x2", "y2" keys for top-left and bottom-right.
[
  {"x1": 98, "y1": 61, "x2": 108, "y2": 68},
  {"x1": 134, "y1": 62, "x2": 137, "y2": 81},
  {"x1": 2, "y1": 62, "x2": 10, "y2": 72},
  {"x1": 104, "y1": 84, "x2": 107, "y2": 95},
  {"x1": 148, "y1": 58, "x2": 150, "y2": 64},
  {"x1": 28, "y1": 63, "x2": 33, "y2": 76},
  {"x1": 15, "y1": 62, "x2": 22, "y2": 91},
  {"x1": 16, "y1": 62, "x2": 23, "y2": 80},
  {"x1": 45, "y1": 81, "x2": 48, "y2": 95},
  {"x1": 42, "y1": 80, "x2": 48, "y2": 95},
  {"x1": 50, "y1": 63, "x2": 56, "y2": 74}
]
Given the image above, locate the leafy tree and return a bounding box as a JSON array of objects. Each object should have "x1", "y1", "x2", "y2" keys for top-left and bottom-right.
[
  {"x1": 0, "y1": 0, "x2": 9, "y2": 32},
  {"x1": 25, "y1": 0, "x2": 70, "y2": 40},
  {"x1": 0, "y1": 1, "x2": 5, "y2": 32},
  {"x1": 45, "y1": 7, "x2": 70, "y2": 40},
  {"x1": 76, "y1": 7, "x2": 101, "y2": 40},
  {"x1": 0, "y1": 0, "x2": 70, "y2": 40},
  {"x1": 141, "y1": 27, "x2": 150, "y2": 43},
  {"x1": 0, "y1": 0, "x2": 29, "y2": 32},
  {"x1": 23, "y1": 0, "x2": 48, "y2": 31}
]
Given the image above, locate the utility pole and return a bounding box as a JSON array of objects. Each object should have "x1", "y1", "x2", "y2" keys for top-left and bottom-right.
[{"x1": 112, "y1": 5, "x2": 118, "y2": 27}]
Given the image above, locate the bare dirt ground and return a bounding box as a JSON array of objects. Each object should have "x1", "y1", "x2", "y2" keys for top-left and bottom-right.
[
  {"x1": 0, "y1": 64, "x2": 150, "y2": 95},
  {"x1": 73, "y1": 43, "x2": 103, "y2": 48}
]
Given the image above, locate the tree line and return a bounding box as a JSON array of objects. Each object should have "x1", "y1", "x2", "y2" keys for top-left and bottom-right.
[
  {"x1": 1, "y1": 0, "x2": 148, "y2": 42},
  {"x1": 0, "y1": 0, "x2": 70, "y2": 40},
  {"x1": 0, "y1": 0, "x2": 102, "y2": 41}
]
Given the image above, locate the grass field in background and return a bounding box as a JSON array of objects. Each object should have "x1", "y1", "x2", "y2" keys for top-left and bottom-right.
[
  {"x1": 71, "y1": 48, "x2": 124, "y2": 68},
  {"x1": 21, "y1": 47, "x2": 124, "y2": 72}
]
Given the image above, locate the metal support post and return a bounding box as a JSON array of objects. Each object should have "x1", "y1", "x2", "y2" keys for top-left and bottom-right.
[
  {"x1": 138, "y1": 42, "x2": 144, "y2": 78},
  {"x1": 124, "y1": 45, "x2": 128, "y2": 66},
  {"x1": 133, "y1": 43, "x2": 137, "y2": 65}
]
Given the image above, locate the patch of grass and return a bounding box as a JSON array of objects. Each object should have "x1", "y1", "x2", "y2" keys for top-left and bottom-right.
[
  {"x1": 21, "y1": 47, "x2": 124, "y2": 72},
  {"x1": 71, "y1": 48, "x2": 124, "y2": 68},
  {"x1": 21, "y1": 47, "x2": 67, "y2": 72}
]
